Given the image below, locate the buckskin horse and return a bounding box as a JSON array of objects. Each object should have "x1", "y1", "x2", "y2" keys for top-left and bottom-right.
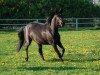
[{"x1": 16, "y1": 9, "x2": 65, "y2": 62}]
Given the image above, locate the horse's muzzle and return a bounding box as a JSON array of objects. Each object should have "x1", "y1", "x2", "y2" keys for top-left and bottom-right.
[
  {"x1": 62, "y1": 21, "x2": 65, "y2": 26},
  {"x1": 60, "y1": 21, "x2": 65, "y2": 27}
]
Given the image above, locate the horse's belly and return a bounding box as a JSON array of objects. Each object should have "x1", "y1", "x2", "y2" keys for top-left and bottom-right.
[
  {"x1": 30, "y1": 31, "x2": 53, "y2": 45},
  {"x1": 41, "y1": 42, "x2": 50, "y2": 45},
  {"x1": 32, "y1": 36, "x2": 50, "y2": 45}
]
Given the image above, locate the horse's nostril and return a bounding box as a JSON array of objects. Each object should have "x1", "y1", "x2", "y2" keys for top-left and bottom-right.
[
  {"x1": 61, "y1": 22, "x2": 63, "y2": 25},
  {"x1": 63, "y1": 22, "x2": 65, "y2": 25},
  {"x1": 62, "y1": 22, "x2": 63, "y2": 25}
]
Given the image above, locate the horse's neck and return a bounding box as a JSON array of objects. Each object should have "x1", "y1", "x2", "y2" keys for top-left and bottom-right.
[
  {"x1": 50, "y1": 24, "x2": 58, "y2": 34},
  {"x1": 50, "y1": 16, "x2": 58, "y2": 34}
]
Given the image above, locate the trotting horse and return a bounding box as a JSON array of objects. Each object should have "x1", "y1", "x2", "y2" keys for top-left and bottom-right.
[{"x1": 16, "y1": 10, "x2": 65, "y2": 62}]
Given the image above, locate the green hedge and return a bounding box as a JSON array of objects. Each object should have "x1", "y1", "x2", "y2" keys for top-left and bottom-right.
[{"x1": 0, "y1": 0, "x2": 100, "y2": 19}]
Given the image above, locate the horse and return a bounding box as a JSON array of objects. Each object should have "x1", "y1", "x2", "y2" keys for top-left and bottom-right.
[{"x1": 16, "y1": 9, "x2": 65, "y2": 62}]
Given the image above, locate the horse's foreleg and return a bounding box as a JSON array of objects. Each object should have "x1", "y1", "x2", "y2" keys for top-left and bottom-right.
[
  {"x1": 38, "y1": 44, "x2": 45, "y2": 61},
  {"x1": 52, "y1": 44, "x2": 63, "y2": 62},
  {"x1": 57, "y1": 41, "x2": 65, "y2": 57}
]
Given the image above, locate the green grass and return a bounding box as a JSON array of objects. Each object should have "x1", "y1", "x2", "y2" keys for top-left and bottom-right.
[{"x1": 0, "y1": 30, "x2": 100, "y2": 75}]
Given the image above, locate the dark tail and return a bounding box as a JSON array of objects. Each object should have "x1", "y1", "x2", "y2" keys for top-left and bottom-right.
[{"x1": 16, "y1": 27, "x2": 25, "y2": 52}]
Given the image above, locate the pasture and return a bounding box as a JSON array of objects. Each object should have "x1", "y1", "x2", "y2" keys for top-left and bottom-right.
[{"x1": 0, "y1": 30, "x2": 100, "y2": 75}]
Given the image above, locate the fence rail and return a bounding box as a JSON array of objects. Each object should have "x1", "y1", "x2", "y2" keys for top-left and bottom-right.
[{"x1": 0, "y1": 18, "x2": 100, "y2": 30}]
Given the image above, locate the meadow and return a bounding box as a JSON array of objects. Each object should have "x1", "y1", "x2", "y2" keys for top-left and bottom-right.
[{"x1": 0, "y1": 30, "x2": 100, "y2": 75}]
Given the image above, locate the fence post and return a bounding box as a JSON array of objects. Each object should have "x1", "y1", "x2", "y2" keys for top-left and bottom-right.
[
  {"x1": 76, "y1": 18, "x2": 78, "y2": 30},
  {"x1": 36, "y1": 19, "x2": 39, "y2": 22}
]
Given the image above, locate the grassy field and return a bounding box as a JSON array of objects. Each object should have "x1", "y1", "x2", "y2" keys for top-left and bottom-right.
[{"x1": 0, "y1": 30, "x2": 100, "y2": 75}]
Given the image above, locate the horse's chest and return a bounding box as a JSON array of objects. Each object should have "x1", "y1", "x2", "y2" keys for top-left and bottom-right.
[{"x1": 41, "y1": 31, "x2": 54, "y2": 44}]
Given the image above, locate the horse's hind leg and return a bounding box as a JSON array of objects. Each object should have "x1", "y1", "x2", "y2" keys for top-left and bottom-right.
[
  {"x1": 52, "y1": 44, "x2": 63, "y2": 62},
  {"x1": 25, "y1": 37, "x2": 32, "y2": 61},
  {"x1": 57, "y1": 41, "x2": 65, "y2": 57},
  {"x1": 38, "y1": 44, "x2": 45, "y2": 61}
]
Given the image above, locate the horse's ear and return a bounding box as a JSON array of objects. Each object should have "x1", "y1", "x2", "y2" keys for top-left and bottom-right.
[
  {"x1": 54, "y1": 8, "x2": 63, "y2": 14},
  {"x1": 55, "y1": 8, "x2": 59, "y2": 14},
  {"x1": 49, "y1": 8, "x2": 53, "y2": 14},
  {"x1": 55, "y1": 8, "x2": 57, "y2": 13},
  {"x1": 49, "y1": 8, "x2": 55, "y2": 16},
  {"x1": 58, "y1": 8, "x2": 63, "y2": 14}
]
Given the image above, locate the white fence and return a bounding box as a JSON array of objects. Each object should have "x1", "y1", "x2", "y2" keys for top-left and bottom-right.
[
  {"x1": 0, "y1": 18, "x2": 100, "y2": 30},
  {"x1": 65, "y1": 18, "x2": 100, "y2": 30}
]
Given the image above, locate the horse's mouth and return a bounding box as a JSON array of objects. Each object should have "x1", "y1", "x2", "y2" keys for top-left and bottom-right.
[
  {"x1": 58, "y1": 25, "x2": 61, "y2": 28},
  {"x1": 58, "y1": 24, "x2": 63, "y2": 28}
]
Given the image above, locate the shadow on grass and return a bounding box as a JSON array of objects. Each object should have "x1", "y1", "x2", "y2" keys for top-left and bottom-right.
[
  {"x1": 45, "y1": 58, "x2": 62, "y2": 62},
  {"x1": 17, "y1": 54, "x2": 100, "y2": 71},
  {"x1": 45, "y1": 57, "x2": 100, "y2": 63},
  {"x1": 63, "y1": 58, "x2": 100, "y2": 62},
  {"x1": 17, "y1": 66, "x2": 86, "y2": 71},
  {"x1": 45, "y1": 52, "x2": 100, "y2": 63},
  {"x1": 44, "y1": 50, "x2": 100, "y2": 63}
]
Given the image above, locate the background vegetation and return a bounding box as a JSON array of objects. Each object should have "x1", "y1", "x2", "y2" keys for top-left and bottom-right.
[{"x1": 0, "y1": 0, "x2": 100, "y2": 19}]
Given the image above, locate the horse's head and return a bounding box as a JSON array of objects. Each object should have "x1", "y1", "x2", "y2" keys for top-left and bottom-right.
[
  {"x1": 47, "y1": 8, "x2": 64, "y2": 27},
  {"x1": 51, "y1": 14, "x2": 64, "y2": 28}
]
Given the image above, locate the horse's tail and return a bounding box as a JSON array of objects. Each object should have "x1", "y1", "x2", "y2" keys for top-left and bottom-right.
[{"x1": 16, "y1": 27, "x2": 25, "y2": 52}]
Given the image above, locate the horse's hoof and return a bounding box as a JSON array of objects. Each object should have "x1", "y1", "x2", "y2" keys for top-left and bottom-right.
[
  {"x1": 60, "y1": 59, "x2": 63, "y2": 62},
  {"x1": 42, "y1": 59, "x2": 45, "y2": 61},
  {"x1": 61, "y1": 54, "x2": 64, "y2": 57},
  {"x1": 25, "y1": 58, "x2": 28, "y2": 62}
]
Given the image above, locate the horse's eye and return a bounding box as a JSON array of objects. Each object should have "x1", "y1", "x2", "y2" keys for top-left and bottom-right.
[
  {"x1": 59, "y1": 14, "x2": 63, "y2": 17},
  {"x1": 59, "y1": 14, "x2": 62, "y2": 16}
]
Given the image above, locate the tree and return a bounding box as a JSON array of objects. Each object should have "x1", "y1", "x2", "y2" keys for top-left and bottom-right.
[{"x1": 0, "y1": 0, "x2": 100, "y2": 19}]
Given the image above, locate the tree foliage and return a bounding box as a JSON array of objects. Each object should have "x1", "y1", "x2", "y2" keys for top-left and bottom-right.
[{"x1": 0, "y1": 0, "x2": 100, "y2": 19}]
